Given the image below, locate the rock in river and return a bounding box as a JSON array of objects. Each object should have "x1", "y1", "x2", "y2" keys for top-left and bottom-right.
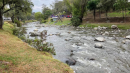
[
  {"x1": 66, "y1": 58, "x2": 76, "y2": 66},
  {"x1": 29, "y1": 32, "x2": 41, "y2": 36},
  {"x1": 95, "y1": 37, "x2": 105, "y2": 42},
  {"x1": 111, "y1": 25, "x2": 118, "y2": 29},
  {"x1": 125, "y1": 35, "x2": 130, "y2": 39},
  {"x1": 94, "y1": 43, "x2": 103, "y2": 48}
]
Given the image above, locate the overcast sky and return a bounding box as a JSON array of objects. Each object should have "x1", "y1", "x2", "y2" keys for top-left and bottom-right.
[{"x1": 31, "y1": 0, "x2": 62, "y2": 12}]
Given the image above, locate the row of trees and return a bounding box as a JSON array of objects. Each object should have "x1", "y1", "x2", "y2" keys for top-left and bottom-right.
[
  {"x1": 63, "y1": 0, "x2": 130, "y2": 26},
  {"x1": 0, "y1": 0, "x2": 34, "y2": 29},
  {"x1": 34, "y1": 5, "x2": 52, "y2": 23}
]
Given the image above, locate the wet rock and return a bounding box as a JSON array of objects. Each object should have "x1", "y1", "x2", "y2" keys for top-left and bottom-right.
[
  {"x1": 35, "y1": 25, "x2": 41, "y2": 27},
  {"x1": 122, "y1": 40, "x2": 130, "y2": 44},
  {"x1": 88, "y1": 58, "x2": 95, "y2": 61},
  {"x1": 75, "y1": 43, "x2": 83, "y2": 46},
  {"x1": 48, "y1": 34, "x2": 53, "y2": 36},
  {"x1": 67, "y1": 32, "x2": 71, "y2": 34},
  {"x1": 125, "y1": 35, "x2": 130, "y2": 39},
  {"x1": 94, "y1": 43, "x2": 103, "y2": 48},
  {"x1": 94, "y1": 26, "x2": 107, "y2": 31},
  {"x1": 55, "y1": 33, "x2": 61, "y2": 36},
  {"x1": 34, "y1": 29, "x2": 38, "y2": 32},
  {"x1": 42, "y1": 30, "x2": 47, "y2": 35},
  {"x1": 111, "y1": 25, "x2": 118, "y2": 29},
  {"x1": 65, "y1": 38, "x2": 71, "y2": 41},
  {"x1": 102, "y1": 27, "x2": 107, "y2": 30},
  {"x1": 102, "y1": 31, "x2": 109, "y2": 35},
  {"x1": 29, "y1": 32, "x2": 41, "y2": 36},
  {"x1": 94, "y1": 27, "x2": 98, "y2": 30},
  {"x1": 94, "y1": 37, "x2": 105, "y2": 42},
  {"x1": 66, "y1": 58, "x2": 76, "y2": 66}
]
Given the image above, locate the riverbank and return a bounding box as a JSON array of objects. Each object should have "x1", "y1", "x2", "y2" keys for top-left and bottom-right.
[
  {"x1": 47, "y1": 18, "x2": 130, "y2": 30},
  {"x1": 0, "y1": 22, "x2": 73, "y2": 73}
]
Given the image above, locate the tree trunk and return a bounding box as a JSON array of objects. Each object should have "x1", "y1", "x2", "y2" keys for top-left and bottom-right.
[
  {"x1": 123, "y1": 10, "x2": 125, "y2": 23},
  {"x1": 99, "y1": 8, "x2": 101, "y2": 19},
  {"x1": 94, "y1": 9, "x2": 96, "y2": 20},
  {"x1": 11, "y1": 14, "x2": 14, "y2": 23},
  {"x1": 106, "y1": 10, "x2": 108, "y2": 20},
  {"x1": 0, "y1": 10, "x2": 3, "y2": 29}
]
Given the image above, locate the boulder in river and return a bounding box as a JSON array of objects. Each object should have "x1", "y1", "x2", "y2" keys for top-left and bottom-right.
[
  {"x1": 122, "y1": 40, "x2": 130, "y2": 44},
  {"x1": 94, "y1": 27, "x2": 98, "y2": 30},
  {"x1": 125, "y1": 35, "x2": 130, "y2": 39},
  {"x1": 94, "y1": 43, "x2": 103, "y2": 48},
  {"x1": 94, "y1": 37, "x2": 105, "y2": 42},
  {"x1": 34, "y1": 29, "x2": 38, "y2": 32},
  {"x1": 29, "y1": 32, "x2": 41, "y2": 36},
  {"x1": 66, "y1": 58, "x2": 76, "y2": 66},
  {"x1": 111, "y1": 25, "x2": 118, "y2": 29},
  {"x1": 42, "y1": 30, "x2": 47, "y2": 35},
  {"x1": 102, "y1": 31, "x2": 109, "y2": 35}
]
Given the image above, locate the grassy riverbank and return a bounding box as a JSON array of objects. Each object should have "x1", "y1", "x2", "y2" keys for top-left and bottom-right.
[
  {"x1": 47, "y1": 18, "x2": 71, "y2": 25},
  {"x1": 79, "y1": 23, "x2": 130, "y2": 29},
  {"x1": 47, "y1": 18, "x2": 130, "y2": 30},
  {"x1": 0, "y1": 22, "x2": 73, "y2": 73}
]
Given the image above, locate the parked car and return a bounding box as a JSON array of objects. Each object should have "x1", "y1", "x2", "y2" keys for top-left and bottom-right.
[{"x1": 66, "y1": 15, "x2": 72, "y2": 18}]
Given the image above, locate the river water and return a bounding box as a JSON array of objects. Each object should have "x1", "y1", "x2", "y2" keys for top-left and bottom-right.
[{"x1": 23, "y1": 22, "x2": 130, "y2": 73}]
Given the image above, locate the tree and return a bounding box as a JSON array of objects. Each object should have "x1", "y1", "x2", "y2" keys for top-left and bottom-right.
[
  {"x1": 114, "y1": 0, "x2": 130, "y2": 22},
  {"x1": 64, "y1": 0, "x2": 88, "y2": 26},
  {"x1": 99, "y1": 0, "x2": 116, "y2": 20},
  {"x1": 34, "y1": 12, "x2": 43, "y2": 20},
  {"x1": 88, "y1": 0, "x2": 99, "y2": 20},
  {"x1": 42, "y1": 7, "x2": 52, "y2": 20},
  {"x1": 0, "y1": 0, "x2": 33, "y2": 29}
]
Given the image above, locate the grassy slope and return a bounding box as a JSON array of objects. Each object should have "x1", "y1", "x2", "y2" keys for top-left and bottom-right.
[
  {"x1": 47, "y1": 18, "x2": 71, "y2": 25},
  {"x1": 0, "y1": 22, "x2": 73, "y2": 73}
]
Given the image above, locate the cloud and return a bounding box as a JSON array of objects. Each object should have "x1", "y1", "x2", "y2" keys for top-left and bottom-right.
[{"x1": 31, "y1": 0, "x2": 62, "y2": 12}]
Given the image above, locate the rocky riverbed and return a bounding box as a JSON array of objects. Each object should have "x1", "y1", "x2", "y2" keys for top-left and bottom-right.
[{"x1": 23, "y1": 22, "x2": 130, "y2": 73}]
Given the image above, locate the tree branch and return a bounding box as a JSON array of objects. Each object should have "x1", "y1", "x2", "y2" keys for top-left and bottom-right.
[{"x1": 3, "y1": 5, "x2": 21, "y2": 14}]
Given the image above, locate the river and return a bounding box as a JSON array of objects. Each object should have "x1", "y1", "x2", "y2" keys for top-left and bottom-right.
[{"x1": 22, "y1": 22, "x2": 130, "y2": 73}]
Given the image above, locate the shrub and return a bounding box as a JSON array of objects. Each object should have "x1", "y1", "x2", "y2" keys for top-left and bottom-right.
[
  {"x1": 33, "y1": 38, "x2": 56, "y2": 55},
  {"x1": 50, "y1": 18, "x2": 53, "y2": 22},
  {"x1": 71, "y1": 16, "x2": 81, "y2": 27},
  {"x1": 14, "y1": 19, "x2": 21, "y2": 27},
  {"x1": 41, "y1": 20, "x2": 47, "y2": 23},
  {"x1": 19, "y1": 35, "x2": 26, "y2": 40}
]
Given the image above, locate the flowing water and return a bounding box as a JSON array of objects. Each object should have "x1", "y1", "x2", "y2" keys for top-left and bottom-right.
[{"x1": 23, "y1": 22, "x2": 130, "y2": 73}]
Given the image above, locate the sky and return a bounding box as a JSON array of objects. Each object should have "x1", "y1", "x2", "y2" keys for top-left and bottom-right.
[{"x1": 31, "y1": 0, "x2": 62, "y2": 12}]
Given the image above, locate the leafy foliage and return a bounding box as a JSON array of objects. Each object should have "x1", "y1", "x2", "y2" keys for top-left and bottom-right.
[
  {"x1": 14, "y1": 19, "x2": 21, "y2": 27},
  {"x1": 42, "y1": 7, "x2": 52, "y2": 20},
  {"x1": 71, "y1": 16, "x2": 80, "y2": 27}
]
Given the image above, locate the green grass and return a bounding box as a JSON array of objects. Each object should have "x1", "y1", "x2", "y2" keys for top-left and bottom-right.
[
  {"x1": 0, "y1": 22, "x2": 74, "y2": 73},
  {"x1": 80, "y1": 23, "x2": 130, "y2": 29},
  {"x1": 47, "y1": 18, "x2": 71, "y2": 25},
  {"x1": 108, "y1": 11, "x2": 130, "y2": 17}
]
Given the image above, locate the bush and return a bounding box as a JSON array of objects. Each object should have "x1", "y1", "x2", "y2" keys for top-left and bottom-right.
[
  {"x1": 13, "y1": 27, "x2": 19, "y2": 35},
  {"x1": 41, "y1": 20, "x2": 47, "y2": 23},
  {"x1": 50, "y1": 18, "x2": 53, "y2": 22},
  {"x1": 33, "y1": 38, "x2": 56, "y2": 55},
  {"x1": 71, "y1": 16, "x2": 81, "y2": 27},
  {"x1": 14, "y1": 19, "x2": 21, "y2": 27}
]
